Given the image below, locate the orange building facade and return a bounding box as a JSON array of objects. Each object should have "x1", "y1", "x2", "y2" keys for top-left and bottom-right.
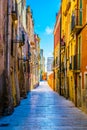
[
  {"x1": 48, "y1": 73, "x2": 54, "y2": 90},
  {"x1": 76, "y1": 0, "x2": 87, "y2": 111}
]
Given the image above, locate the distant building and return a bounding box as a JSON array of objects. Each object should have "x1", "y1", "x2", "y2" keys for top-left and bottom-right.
[
  {"x1": 47, "y1": 57, "x2": 54, "y2": 72},
  {"x1": 40, "y1": 49, "x2": 45, "y2": 80}
]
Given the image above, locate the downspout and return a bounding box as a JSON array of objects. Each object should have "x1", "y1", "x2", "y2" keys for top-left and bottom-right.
[{"x1": 75, "y1": 0, "x2": 79, "y2": 107}]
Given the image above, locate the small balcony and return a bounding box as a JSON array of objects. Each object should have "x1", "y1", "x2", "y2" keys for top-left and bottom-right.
[
  {"x1": 13, "y1": 31, "x2": 25, "y2": 47},
  {"x1": 19, "y1": 31, "x2": 25, "y2": 46},
  {"x1": 53, "y1": 57, "x2": 59, "y2": 69},
  {"x1": 12, "y1": 0, "x2": 18, "y2": 21},
  {"x1": 71, "y1": 12, "x2": 82, "y2": 34},
  {"x1": 61, "y1": 38, "x2": 65, "y2": 49},
  {"x1": 69, "y1": 55, "x2": 80, "y2": 73}
]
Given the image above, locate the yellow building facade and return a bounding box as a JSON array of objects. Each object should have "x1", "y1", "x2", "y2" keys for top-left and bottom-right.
[
  {"x1": 61, "y1": 0, "x2": 87, "y2": 108},
  {"x1": 61, "y1": 0, "x2": 77, "y2": 102},
  {"x1": 61, "y1": 0, "x2": 67, "y2": 96}
]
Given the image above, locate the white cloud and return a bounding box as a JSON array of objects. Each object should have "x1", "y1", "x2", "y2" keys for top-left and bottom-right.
[{"x1": 45, "y1": 26, "x2": 53, "y2": 35}]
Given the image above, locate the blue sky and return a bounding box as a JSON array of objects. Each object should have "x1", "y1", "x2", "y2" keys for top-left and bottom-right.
[{"x1": 26, "y1": 0, "x2": 61, "y2": 66}]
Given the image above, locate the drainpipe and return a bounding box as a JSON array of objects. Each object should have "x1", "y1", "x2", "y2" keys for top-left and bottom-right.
[{"x1": 75, "y1": 0, "x2": 79, "y2": 107}]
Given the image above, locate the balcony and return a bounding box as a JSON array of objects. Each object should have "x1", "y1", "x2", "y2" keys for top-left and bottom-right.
[
  {"x1": 53, "y1": 57, "x2": 60, "y2": 69},
  {"x1": 61, "y1": 38, "x2": 65, "y2": 49},
  {"x1": 71, "y1": 12, "x2": 82, "y2": 34},
  {"x1": 19, "y1": 31, "x2": 25, "y2": 46},
  {"x1": 13, "y1": 31, "x2": 25, "y2": 46},
  {"x1": 12, "y1": 0, "x2": 18, "y2": 21},
  {"x1": 69, "y1": 55, "x2": 80, "y2": 72}
]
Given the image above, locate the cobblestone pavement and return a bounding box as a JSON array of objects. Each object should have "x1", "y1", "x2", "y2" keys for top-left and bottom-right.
[{"x1": 0, "y1": 81, "x2": 87, "y2": 130}]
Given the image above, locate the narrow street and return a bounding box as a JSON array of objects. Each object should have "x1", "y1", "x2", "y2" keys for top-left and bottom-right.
[{"x1": 0, "y1": 81, "x2": 87, "y2": 130}]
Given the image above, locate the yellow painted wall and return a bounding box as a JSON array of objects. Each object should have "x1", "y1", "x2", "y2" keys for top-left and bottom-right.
[{"x1": 61, "y1": 0, "x2": 77, "y2": 102}]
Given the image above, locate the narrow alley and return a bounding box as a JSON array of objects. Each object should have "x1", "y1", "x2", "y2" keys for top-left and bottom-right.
[{"x1": 0, "y1": 81, "x2": 87, "y2": 130}]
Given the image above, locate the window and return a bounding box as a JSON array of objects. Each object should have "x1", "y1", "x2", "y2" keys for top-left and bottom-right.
[{"x1": 78, "y1": 36, "x2": 81, "y2": 69}]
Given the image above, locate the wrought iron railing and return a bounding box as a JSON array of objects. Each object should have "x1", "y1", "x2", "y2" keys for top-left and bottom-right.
[
  {"x1": 69, "y1": 55, "x2": 81, "y2": 71},
  {"x1": 71, "y1": 9, "x2": 82, "y2": 32}
]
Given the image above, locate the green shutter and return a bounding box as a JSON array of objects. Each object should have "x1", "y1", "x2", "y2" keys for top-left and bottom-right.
[
  {"x1": 78, "y1": 36, "x2": 81, "y2": 69},
  {"x1": 79, "y1": 0, "x2": 82, "y2": 25}
]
